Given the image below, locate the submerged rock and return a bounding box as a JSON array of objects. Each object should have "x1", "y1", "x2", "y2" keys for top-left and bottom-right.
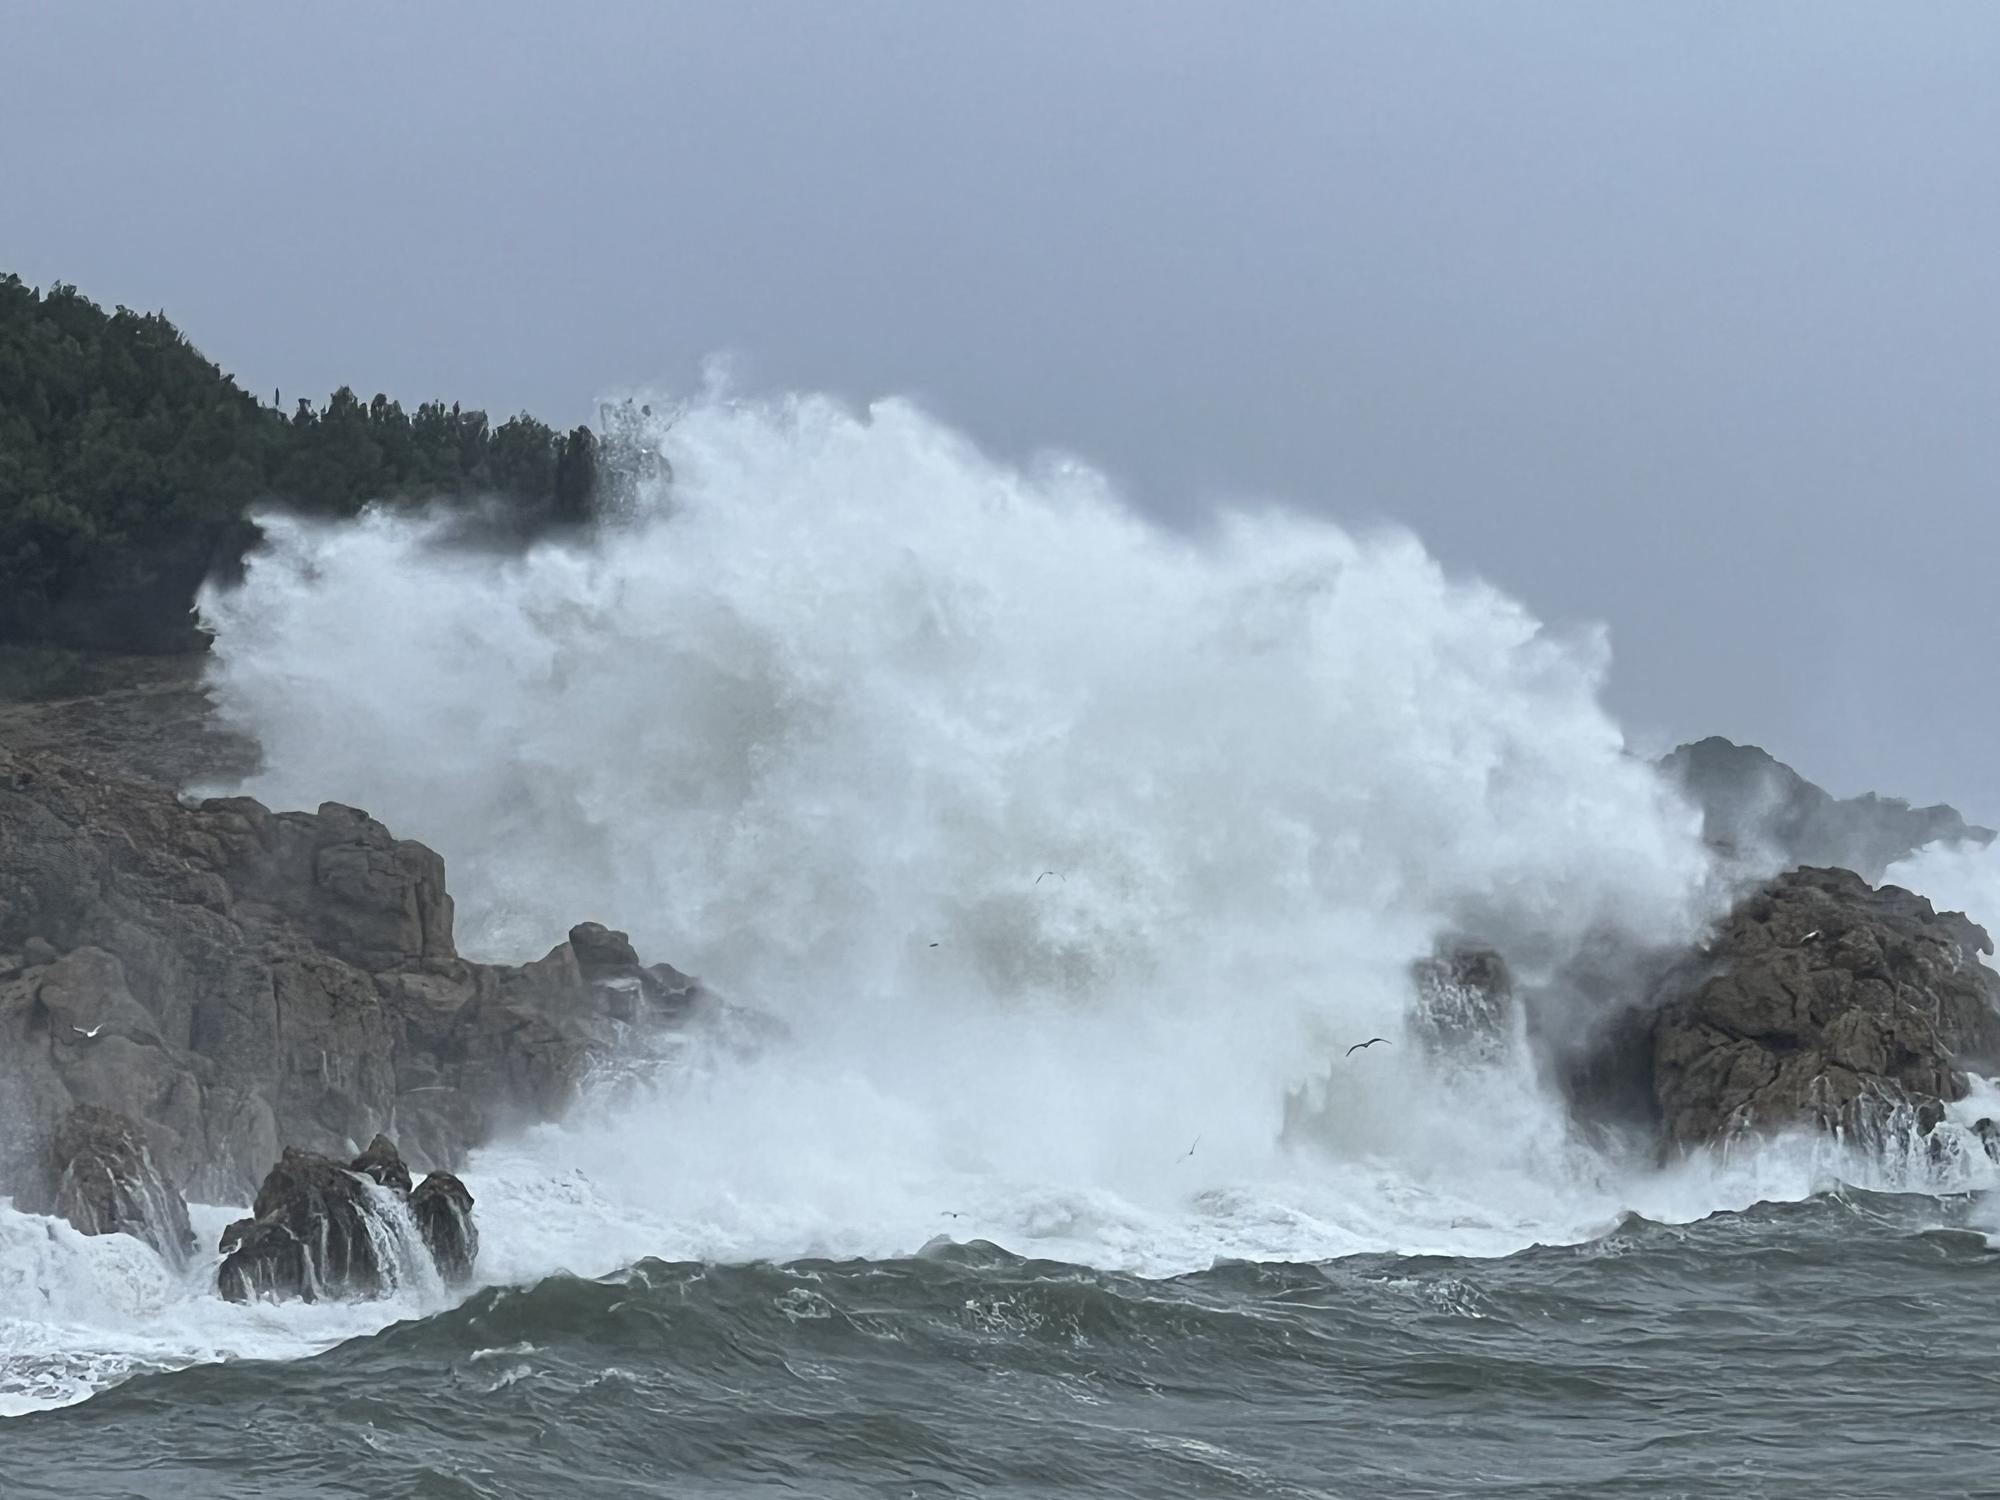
[{"x1": 409, "y1": 1170, "x2": 478, "y2": 1284}]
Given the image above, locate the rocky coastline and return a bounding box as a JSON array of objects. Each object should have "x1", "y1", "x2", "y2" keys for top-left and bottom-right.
[
  {"x1": 4, "y1": 657, "x2": 1999, "y2": 1302},
  {"x1": 1, "y1": 659, "x2": 717, "y2": 1296}
]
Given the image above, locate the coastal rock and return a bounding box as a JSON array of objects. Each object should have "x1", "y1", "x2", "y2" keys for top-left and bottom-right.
[
  {"x1": 569, "y1": 920, "x2": 702, "y2": 1021},
  {"x1": 350, "y1": 1132, "x2": 415, "y2": 1194},
  {"x1": 1660, "y1": 738, "x2": 1994, "y2": 881},
  {"x1": 217, "y1": 1147, "x2": 388, "y2": 1302},
  {"x1": 1608, "y1": 867, "x2": 2000, "y2": 1149},
  {"x1": 0, "y1": 741, "x2": 712, "y2": 1205},
  {"x1": 216, "y1": 1139, "x2": 476, "y2": 1302},
  {"x1": 25, "y1": 1105, "x2": 196, "y2": 1268},
  {"x1": 409, "y1": 1170, "x2": 478, "y2": 1284}
]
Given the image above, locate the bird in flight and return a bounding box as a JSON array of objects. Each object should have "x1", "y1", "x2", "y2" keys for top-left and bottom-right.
[
  {"x1": 1800, "y1": 930, "x2": 1821, "y2": 943},
  {"x1": 1345, "y1": 1038, "x2": 1390, "y2": 1056},
  {"x1": 1184, "y1": 1135, "x2": 1201, "y2": 1159},
  {"x1": 941, "y1": 1211, "x2": 963, "y2": 1219},
  {"x1": 71, "y1": 1024, "x2": 104, "y2": 1039},
  {"x1": 1035, "y1": 871, "x2": 1065, "y2": 885},
  {"x1": 928, "y1": 942, "x2": 940, "y2": 948}
]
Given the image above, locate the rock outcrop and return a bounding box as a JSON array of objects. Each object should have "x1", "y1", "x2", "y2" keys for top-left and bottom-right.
[
  {"x1": 217, "y1": 1136, "x2": 469, "y2": 1302},
  {"x1": 0, "y1": 741, "x2": 707, "y2": 1207},
  {"x1": 409, "y1": 1169, "x2": 477, "y2": 1284},
  {"x1": 1660, "y1": 737, "x2": 1993, "y2": 882},
  {"x1": 13, "y1": 1103, "x2": 197, "y2": 1267},
  {"x1": 1572, "y1": 867, "x2": 2000, "y2": 1151}
]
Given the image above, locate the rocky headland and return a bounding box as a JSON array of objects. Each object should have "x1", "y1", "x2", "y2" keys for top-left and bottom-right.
[{"x1": 4, "y1": 659, "x2": 1999, "y2": 1299}]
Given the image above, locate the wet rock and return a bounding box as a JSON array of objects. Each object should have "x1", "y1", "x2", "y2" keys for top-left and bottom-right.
[
  {"x1": 1976, "y1": 1119, "x2": 2000, "y2": 1163},
  {"x1": 409, "y1": 1171, "x2": 478, "y2": 1284},
  {"x1": 350, "y1": 1133, "x2": 413, "y2": 1194},
  {"x1": 1639, "y1": 867, "x2": 2000, "y2": 1150},
  {"x1": 217, "y1": 1138, "x2": 478, "y2": 1302},
  {"x1": 30, "y1": 1105, "x2": 196, "y2": 1268},
  {"x1": 217, "y1": 1147, "x2": 393, "y2": 1303}
]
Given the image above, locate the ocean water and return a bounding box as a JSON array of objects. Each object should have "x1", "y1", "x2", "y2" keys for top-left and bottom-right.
[
  {"x1": 6, "y1": 1184, "x2": 1999, "y2": 1498},
  {"x1": 6, "y1": 389, "x2": 1998, "y2": 1494}
]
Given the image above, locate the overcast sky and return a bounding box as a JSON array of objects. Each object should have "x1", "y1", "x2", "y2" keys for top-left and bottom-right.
[{"x1": 5, "y1": 3, "x2": 1996, "y2": 816}]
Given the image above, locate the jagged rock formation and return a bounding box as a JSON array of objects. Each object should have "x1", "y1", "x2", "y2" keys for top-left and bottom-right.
[
  {"x1": 11, "y1": 1103, "x2": 197, "y2": 1268},
  {"x1": 410, "y1": 1169, "x2": 478, "y2": 1283},
  {"x1": 1660, "y1": 737, "x2": 1993, "y2": 882},
  {"x1": 0, "y1": 740, "x2": 706, "y2": 1209},
  {"x1": 1569, "y1": 867, "x2": 2000, "y2": 1151},
  {"x1": 217, "y1": 1136, "x2": 473, "y2": 1302}
]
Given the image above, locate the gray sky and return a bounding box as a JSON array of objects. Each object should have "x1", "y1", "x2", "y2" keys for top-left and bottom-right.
[{"x1": 6, "y1": 3, "x2": 1996, "y2": 818}]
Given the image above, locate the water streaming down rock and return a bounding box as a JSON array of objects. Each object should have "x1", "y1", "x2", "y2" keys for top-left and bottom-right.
[
  {"x1": 27, "y1": 1106, "x2": 198, "y2": 1270},
  {"x1": 410, "y1": 1171, "x2": 478, "y2": 1284},
  {"x1": 217, "y1": 1138, "x2": 466, "y2": 1304}
]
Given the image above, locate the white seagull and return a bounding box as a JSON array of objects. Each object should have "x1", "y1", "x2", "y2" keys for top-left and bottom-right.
[{"x1": 72, "y1": 1024, "x2": 104, "y2": 1039}]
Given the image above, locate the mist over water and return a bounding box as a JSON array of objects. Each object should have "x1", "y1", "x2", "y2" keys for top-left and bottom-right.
[{"x1": 1889, "y1": 840, "x2": 2000, "y2": 959}]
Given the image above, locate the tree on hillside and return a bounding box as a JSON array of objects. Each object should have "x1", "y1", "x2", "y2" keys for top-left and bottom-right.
[{"x1": 0, "y1": 273, "x2": 606, "y2": 651}]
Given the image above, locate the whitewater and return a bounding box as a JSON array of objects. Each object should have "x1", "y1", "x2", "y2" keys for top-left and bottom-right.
[{"x1": 5, "y1": 389, "x2": 1998, "y2": 1424}]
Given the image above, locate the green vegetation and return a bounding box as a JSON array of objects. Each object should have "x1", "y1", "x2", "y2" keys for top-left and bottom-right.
[{"x1": 0, "y1": 273, "x2": 601, "y2": 651}]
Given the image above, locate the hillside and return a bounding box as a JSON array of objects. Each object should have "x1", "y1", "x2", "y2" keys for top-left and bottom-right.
[{"x1": 0, "y1": 273, "x2": 600, "y2": 652}]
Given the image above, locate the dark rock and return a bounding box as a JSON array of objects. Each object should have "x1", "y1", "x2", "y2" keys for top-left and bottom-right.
[
  {"x1": 218, "y1": 1215, "x2": 258, "y2": 1256},
  {"x1": 350, "y1": 1133, "x2": 413, "y2": 1194},
  {"x1": 569, "y1": 921, "x2": 641, "y2": 975},
  {"x1": 1635, "y1": 867, "x2": 2000, "y2": 1149},
  {"x1": 409, "y1": 1171, "x2": 478, "y2": 1284},
  {"x1": 218, "y1": 1140, "x2": 478, "y2": 1302},
  {"x1": 24, "y1": 1105, "x2": 196, "y2": 1268},
  {"x1": 217, "y1": 1147, "x2": 392, "y2": 1303},
  {"x1": 1660, "y1": 738, "x2": 1994, "y2": 882},
  {"x1": 1976, "y1": 1119, "x2": 2000, "y2": 1163},
  {"x1": 217, "y1": 1218, "x2": 312, "y2": 1303},
  {"x1": 566, "y1": 922, "x2": 705, "y2": 1021}
]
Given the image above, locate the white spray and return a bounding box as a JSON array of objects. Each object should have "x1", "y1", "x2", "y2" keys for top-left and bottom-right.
[
  {"x1": 3, "y1": 387, "x2": 1934, "y2": 1416},
  {"x1": 188, "y1": 390, "x2": 1755, "y2": 1269}
]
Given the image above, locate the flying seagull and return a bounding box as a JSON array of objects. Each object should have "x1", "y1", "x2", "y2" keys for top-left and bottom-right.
[
  {"x1": 1800, "y1": 930, "x2": 1821, "y2": 943},
  {"x1": 1345, "y1": 1038, "x2": 1390, "y2": 1056},
  {"x1": 71, "y1": 1024, "x2": 103, "y2": 1039},
  {"x1": 941, "y1": 1211, "x2": 963, "y2": 1219},
  {"x1": 1184, "y1": 1134, "x2": 1201, "y2": 1159},
  {"x1": 928, "y1": 942, "x2": 940, "y2": 948},
  {"x1": 1035, "y1": 871, "x2": 1066, "y2": 885}
]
